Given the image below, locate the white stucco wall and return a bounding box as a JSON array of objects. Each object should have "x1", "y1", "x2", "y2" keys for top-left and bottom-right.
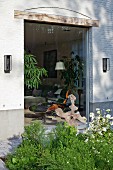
[
  {"x1": 0, "y1": 0, "x2": 24, "y2": 139},
  {"x1": 14, "y1": 0, "x2": 113, "y2": 104},
  {"x1": 2, "y1": 0, "x2": 113, "y2": 109},
  {"x1": 0, "y1": 0, "x2": 24, "y2": 110}
]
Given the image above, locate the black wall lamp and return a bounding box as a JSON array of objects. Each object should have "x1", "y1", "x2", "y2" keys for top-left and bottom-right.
[
  {"x1": 4, "y1": 55, "x2": 12, "y2": 73},
  {"x1": 102, "y1": 58, "x2": 110, "y2": 72}
]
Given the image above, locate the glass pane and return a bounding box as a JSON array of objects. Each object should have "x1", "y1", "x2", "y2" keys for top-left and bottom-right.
[{"x1": 24, "y1": 21, "x2": 88, "y2": 126}]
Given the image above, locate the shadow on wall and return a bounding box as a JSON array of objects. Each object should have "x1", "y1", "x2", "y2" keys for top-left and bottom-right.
[
  {"x1": 91, "y1": 0, "x2": 113, "y2": 103},
  {"x1": 65, "y1": 0, "x2": 113, "y2": 107},
  {"x1": 18, "y1": 0, "x2": 113, "y2": 107}
]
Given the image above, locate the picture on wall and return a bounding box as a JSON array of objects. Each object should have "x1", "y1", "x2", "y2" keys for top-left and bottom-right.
[{"x1": 44, "y1": 50, "x2": 57, "y2": 78}]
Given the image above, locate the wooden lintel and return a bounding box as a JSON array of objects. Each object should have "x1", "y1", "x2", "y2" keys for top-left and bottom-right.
[{"x1": 14, "y1": 10, "x2": 99, "y2": 27}]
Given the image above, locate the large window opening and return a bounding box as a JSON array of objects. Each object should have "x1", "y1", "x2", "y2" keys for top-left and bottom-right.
[{"x1": 24, "y1": 21, "x2": 88, "y2": 126}]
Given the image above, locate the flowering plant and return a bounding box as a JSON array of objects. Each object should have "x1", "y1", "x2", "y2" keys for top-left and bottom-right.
[
  {"x1": 88, "y1": 108, "x2": 113, "y2": 137},
  {"x1": 82, "y1": 108, "x2": 113, "y2": 169}
]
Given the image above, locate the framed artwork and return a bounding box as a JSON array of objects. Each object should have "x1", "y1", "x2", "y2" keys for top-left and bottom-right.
[{"x1": 44, "y1": 50, "x2": 57, "y2": 78}]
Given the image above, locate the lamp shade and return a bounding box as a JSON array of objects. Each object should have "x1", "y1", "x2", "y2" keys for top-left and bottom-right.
[{"x1": 55, "y1": 61, "x2": 65, "y2": 70}]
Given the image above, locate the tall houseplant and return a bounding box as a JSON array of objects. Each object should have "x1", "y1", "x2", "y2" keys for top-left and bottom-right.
[
  {"x1": 24, "y1": 51, "x2": 48, "y2": 89},
  {"x1": 61, "y1": 54, "x2": 83, "y2": 89}
]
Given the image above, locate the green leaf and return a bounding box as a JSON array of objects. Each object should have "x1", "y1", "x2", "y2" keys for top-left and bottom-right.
[
  {"x1": 24, "y1": 51, "x2": 48, "y2": 89},
  {"x1": 12, "y1": 157, "x2": 17, "y2": 164}
]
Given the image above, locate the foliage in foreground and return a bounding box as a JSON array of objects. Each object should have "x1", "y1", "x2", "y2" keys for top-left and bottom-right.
[{"x1": 6, "y1": 110, "x2": 113, "y2": 170}]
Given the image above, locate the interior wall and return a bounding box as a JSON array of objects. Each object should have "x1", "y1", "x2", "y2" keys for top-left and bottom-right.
[
  {"x1": 28, "y1": 41, "x2": 74, "y2": 86},
  {"x1": 24, "y1": 22, "x2": 84, "y2": 87}
]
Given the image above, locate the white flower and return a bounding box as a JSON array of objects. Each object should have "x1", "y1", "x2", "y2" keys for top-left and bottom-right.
[
  {"x1": 97, "y1": 110, "x2": 101, "y2": 114},
  {"x1": 98, "y1": 131, "x2": 103, "y2": 135},
  {"x1": 106, "y1": 114, "x2": 111, "y2": 119},
  {"x1": 97, "y1": 116, "x2": 101, "y2": 120},
  {"x1": 85, "y1": 138, "x2": 88, "y2": 142},
  {"x1": 90, "y1": 112, "x2": 95, "y2": 118},
  {"x1": 67, "y1": 162, "x2": 69, "y2": 164},
  {"x1": 102, "y1": 118, "x2": 105, "y2": 123},
  {"x1": 102, "y1": 127, "x2": 107, "y2": 132},
  {"x1": 110, "y1": 121, "x2": 113, "y2": 125},
  {"x1": 106, "y1": 109, "x2": 111, "y2": 112},
  {"x1": 96, "y1": 108, "x2": 100, "y2": 111}
]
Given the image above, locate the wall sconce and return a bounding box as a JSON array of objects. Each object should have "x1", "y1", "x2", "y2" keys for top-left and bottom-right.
[
  {"x1": 102, "y1": 58, "x2": 110, "y2": 72},
  {"x1": 4, "y1": 55, "x2": 12, "y2": 73},
  {"x1": 55, "y1": 61, "x2": 65, "y2": 70}
]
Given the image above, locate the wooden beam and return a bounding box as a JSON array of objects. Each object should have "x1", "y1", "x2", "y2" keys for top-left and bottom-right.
[{"x1": 14, "y1": 10, "x2": 99, "y2": 27}]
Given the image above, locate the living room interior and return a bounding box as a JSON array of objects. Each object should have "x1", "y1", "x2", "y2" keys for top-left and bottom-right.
[{"x1": 24, "y1": 21, "x2": 88, "y2": 124}]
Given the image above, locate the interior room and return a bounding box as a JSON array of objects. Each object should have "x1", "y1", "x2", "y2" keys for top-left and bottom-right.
[{"x1": 24, "y1": 21, "x2": 88, "y2": 124}]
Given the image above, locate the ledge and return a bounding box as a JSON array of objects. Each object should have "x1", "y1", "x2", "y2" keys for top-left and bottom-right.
[{"x1": 14, "y1": 10, "x2": 99, "y2": 27}]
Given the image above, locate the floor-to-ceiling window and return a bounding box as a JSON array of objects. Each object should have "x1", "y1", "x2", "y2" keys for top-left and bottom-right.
[{"x1": 24, "y1": 21, "x2": 88, "y2": 125}]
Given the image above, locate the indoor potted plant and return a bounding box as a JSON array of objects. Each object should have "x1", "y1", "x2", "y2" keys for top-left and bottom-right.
[
  {"x1": 24, "y1": 51, "x2": 48, "y2": 90},
  {"x1": 61, "y1": 54, "x2": 83, "y2": 89}
]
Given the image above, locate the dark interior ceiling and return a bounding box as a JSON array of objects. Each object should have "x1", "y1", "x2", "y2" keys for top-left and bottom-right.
[{"x1": 24, "y1": 22, "x2": 84, "y2": 46}]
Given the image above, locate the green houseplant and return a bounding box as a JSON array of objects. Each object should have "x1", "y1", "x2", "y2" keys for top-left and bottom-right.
[
  {"x1": 24, "y1": 51, "x2": 48, "y2": 89},
  {"x1": 61, "y1": 54, "x2": 84, "y2": 89}
]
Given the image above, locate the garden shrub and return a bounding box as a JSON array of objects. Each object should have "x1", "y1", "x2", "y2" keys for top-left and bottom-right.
[
  {"x1": 84, "y1": 109, "x2": 113, "y2": 170},
  {"x1": 6, "y1": 122, "x2": 46, "y2": 170},
  {"x1": 22, "y1": 121, "x2": 46, "y2": 146},
  {"x1": 6, "y1": 111, "x2": 113, "y2": 170}
]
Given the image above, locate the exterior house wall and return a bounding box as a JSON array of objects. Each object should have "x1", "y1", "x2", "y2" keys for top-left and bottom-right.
[
  {"x1": 0, "y1": 0, "x2": 113, "y2": 138},
  {"x1": 0, "y1": 0, "x2": 24, "y2": 139},
  {"x1": 15, "y1": 0, "x2": 113, "y2": 112},
  {"x1": 90, "y1": 0, "x2": 113, "y2": 113}
]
